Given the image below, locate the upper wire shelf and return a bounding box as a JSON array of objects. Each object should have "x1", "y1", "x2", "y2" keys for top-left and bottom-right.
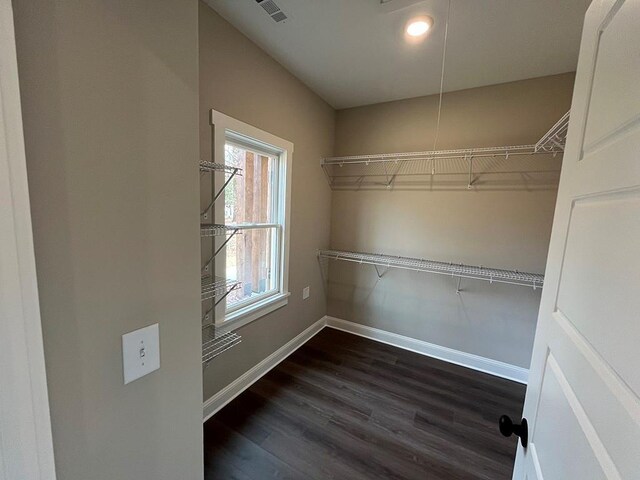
[
  {"x1": 202, "y1": 323, "x2": 242, "y2": 365},
  {"x1": 201, "y1": 276, "x2": 241, "y2": 304},
  {"x1": 319, "y1": 249, "x2": 544, "y2": 289},
  {"x1": 200, "y1": 161, "x2": 243, "y2": 219},
  {"x1": 321, "y1": 111, "x2": 570, "y2": 190},
  {"x1": 535, "y1": 111, "x2": 570, "y2": 153}
]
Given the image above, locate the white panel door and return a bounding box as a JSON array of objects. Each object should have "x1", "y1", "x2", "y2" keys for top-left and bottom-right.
[{"x1": 511, "y1": 0, "x2": 640, "y2": 479}]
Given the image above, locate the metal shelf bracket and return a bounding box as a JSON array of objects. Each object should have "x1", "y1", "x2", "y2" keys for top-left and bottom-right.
[{"x1": 199, "y1": 162, "x2": 242, "y2": 219}]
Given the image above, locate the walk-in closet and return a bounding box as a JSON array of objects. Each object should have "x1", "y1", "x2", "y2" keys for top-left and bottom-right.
[
  {"x1": 9, "y1": 0, "x2": 639, "y2": 479},
  {"x1": 196, "y1": 1, "x2": 583, "y2": 478}
]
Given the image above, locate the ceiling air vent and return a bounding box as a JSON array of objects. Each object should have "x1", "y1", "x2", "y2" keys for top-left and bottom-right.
[
  {"x1": 255, "y1": 0, "x2": 288, "y2": 23},
  {"x1": 270, "y1": 11, "x2": 287, "y2": 22}
]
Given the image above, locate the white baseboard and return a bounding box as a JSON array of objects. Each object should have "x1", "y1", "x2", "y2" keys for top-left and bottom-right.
[
  {"x1": 203, "y1": 317, "x2": 326, "y2": 422},
  {"x1": 203, "y1": 315, "x2": 527, "y2": 421},
  {"x1": 325, "y1": 316, "x2": 528, "y2": 384}
]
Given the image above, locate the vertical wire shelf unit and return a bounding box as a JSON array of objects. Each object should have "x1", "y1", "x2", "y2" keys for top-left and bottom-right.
[
  {"x1": 321, "y1": 111, "x2": 570, "y2": 190},
  {"x1": 200, "y1": 160, "x2": 243, "y2": 366}
]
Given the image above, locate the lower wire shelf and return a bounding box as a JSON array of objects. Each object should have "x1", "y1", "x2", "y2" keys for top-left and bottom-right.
[
  {"x1": 202, "y1": 323, "x2": 242, "y2": 365},
  {"x1": 318, "y1": 249, "x2": 544, "y2": 289}
]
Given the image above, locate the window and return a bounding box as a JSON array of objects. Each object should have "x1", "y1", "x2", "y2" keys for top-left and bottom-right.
[
  {"x1": 211, "y1": 111, "x2": 293, "y2": 328},
  {"x1": 224, "y1": 142, "x2": 279, "y2": 308}
]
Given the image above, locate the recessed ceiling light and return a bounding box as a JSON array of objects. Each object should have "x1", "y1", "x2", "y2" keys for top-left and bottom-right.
[{"x1": 406, "y1": 16, "x2": 433, "y2": 37}]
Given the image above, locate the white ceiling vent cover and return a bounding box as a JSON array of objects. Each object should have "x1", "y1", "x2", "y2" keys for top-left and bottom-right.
[{"x1": 255, "y1": 0, "x2": 288, "y2": 23}]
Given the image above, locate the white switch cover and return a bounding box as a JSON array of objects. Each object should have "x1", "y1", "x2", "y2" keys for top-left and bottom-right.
[
  {"x1": 122, "y1": 323, "x2": 160, "y2": 385},
  {"x1": 303, "y1": 286, "x2": 310, "y2": 299}
]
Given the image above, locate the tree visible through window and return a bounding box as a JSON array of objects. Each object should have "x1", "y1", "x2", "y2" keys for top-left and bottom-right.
[{"x1": 224, "y1": 143, "x2": 279, "y2": 310}]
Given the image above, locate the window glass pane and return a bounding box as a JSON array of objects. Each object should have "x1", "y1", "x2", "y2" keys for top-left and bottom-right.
[
  {"x1": 225, "y1": 143, "x2": 276, "y2": 224},
  {"x1": 226, "y1": 228, "x2": 277, "y2": 308}
]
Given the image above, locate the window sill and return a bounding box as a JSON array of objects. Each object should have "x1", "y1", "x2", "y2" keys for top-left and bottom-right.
[{"x1": 222, "y1": 292, "x2": 291, "y2": 331}]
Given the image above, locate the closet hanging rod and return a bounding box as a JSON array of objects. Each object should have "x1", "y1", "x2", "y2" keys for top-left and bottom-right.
[{"x1": 318, "y1": 249, "x2": 544, "y2": 289}]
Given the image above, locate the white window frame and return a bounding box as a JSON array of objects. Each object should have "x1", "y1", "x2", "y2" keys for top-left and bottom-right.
[{"x1": 210, "y1": 110, "x2": 293, "y2": 331}]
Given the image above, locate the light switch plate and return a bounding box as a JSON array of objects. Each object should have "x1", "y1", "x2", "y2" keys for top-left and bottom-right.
[
  {"x1": 303, "y1": 286, "x2": 310, "y2": 299},
  {"x1": 122, "y1": 323, "x2": 160, "y2": 385}
]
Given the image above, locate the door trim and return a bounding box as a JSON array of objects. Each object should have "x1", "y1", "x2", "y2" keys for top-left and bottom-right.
[{"x1": 0, "y1": 0, "x2": 56, "y2": 478}]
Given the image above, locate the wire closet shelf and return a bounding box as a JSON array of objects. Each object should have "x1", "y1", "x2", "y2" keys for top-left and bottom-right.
[
  {"x1": 321, "y1": 111, "x2": 570, "y2": 190},
  {"x1": 199, "y1": 160, "x2": 242, "y2": 175},
  {"x1": 318, "y1": 249, "x2": 544, "y2": 289},
  {"x1": 200, "y1": 223, "x2": 239, "y2": 237},
  {"x1": 199, "y1": 161, "x2": 243, "y2": 219},
  {"x1": 202, "y1": 323, "x2": 242, "y2": 365},
  {"x1": 201, "y1": 221, "x2": 241, "y2": 255},
  {"x1": 201, "y1": 276, "x2": 242, "y2": 303}
]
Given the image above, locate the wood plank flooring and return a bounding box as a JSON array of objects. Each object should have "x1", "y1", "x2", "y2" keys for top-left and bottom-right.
[{"x1": 204, "y1": 328, "x2": 526, "y2": 480}]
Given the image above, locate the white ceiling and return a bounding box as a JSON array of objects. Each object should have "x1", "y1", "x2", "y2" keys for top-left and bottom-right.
[{"x1": 206, "y1": 0, "x2": 589, "y2": 109}]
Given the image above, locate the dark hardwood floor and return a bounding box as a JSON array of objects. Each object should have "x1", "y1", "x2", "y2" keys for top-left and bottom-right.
[{"x1": 204, "y1": 328, "x2": 526, "y2": 480}]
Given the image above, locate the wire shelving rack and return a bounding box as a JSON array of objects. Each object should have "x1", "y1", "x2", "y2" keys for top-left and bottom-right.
[
  {"x1": 201, "y1": 276, "x2": 241, "y2": 304},
  {"x1": 199, "y1": 128, "x2": 245, "y2": 367},
  {"x1": 200, "y1": 161, "x2": 242, "y2": 219},
  {"x1": 199, "y1": 160, "x2": 241, "y2": 175},
  {"x1": 321, "y1": 111, "x2": 570, "y2": 190},
  {"x1": 202, "y1": 323, "x2": 242, "y2": 365},
  {"x1": 318, "y1": 249, "x2": 544, "y2": 289},
  {"x1": 200, "y1": 223, "x2": 237, "y2": 237},
  {"x1": 535, "y1": 111, "x2": 570, "y2": 153},
  {"x1": 200, "y1": 223, "x2": 241, "y2": 271}
]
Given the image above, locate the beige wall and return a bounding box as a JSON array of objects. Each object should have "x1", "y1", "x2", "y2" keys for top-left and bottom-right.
[
  {"x1": 329, "y1": 73, "x2": 575, "y2": 369},
  {"x1": 13, "y1": 1, "x2": 203, "y2": 479},
  {"x1": 199, "y1": 4, "x2": 335, "y2": 399}
]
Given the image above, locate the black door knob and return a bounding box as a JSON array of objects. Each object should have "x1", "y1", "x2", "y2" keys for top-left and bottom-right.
[{"x1": 499, "y1": 415, "x2": 528, "y2": 448}]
